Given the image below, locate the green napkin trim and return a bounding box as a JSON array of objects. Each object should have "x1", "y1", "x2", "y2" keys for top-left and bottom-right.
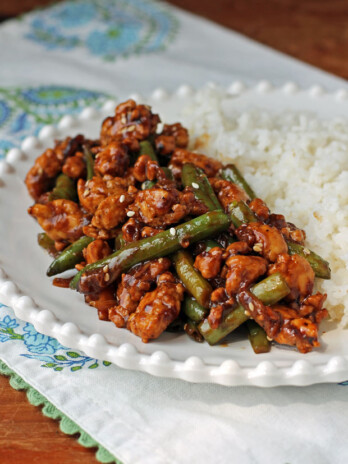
[{"x1": 0, "y1": 360, "x2": 122, "y2": 464}]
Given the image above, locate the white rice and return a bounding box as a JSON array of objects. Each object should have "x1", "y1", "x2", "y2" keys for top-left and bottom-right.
[{"x1": 182, "y1": 86, "x2": 348, "y2": 325}]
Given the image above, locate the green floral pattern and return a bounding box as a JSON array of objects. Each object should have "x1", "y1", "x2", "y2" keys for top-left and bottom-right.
[
  {"x1": 0, "y1": 305, "x2": 111, "y2": 372},
  {"x1": 23, "y1": 0, "x2": 178, "y2": 61},
  {"x1": 0, "y1": 85, "x2": 110, "y2": 158}
]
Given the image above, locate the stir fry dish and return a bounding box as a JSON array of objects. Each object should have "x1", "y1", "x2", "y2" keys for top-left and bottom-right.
[{"x1": 25, "y1": 100, "x2": 331, "y2": 353}]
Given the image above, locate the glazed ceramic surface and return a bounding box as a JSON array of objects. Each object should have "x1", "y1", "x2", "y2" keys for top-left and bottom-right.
[{"x1": 0, "y1": 83, "x2": 347, "y2": 387}]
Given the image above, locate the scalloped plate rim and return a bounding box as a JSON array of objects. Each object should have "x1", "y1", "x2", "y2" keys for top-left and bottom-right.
[{"x1": 0, "y1": 81, "x2": 348, "y2": 387}]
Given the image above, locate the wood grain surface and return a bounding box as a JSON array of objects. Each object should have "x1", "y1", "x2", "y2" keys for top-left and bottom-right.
[
  {"x1": 168, "y1": 0, "x2": 348, "y2": 79},
  {"x1": 0, "y1": 1, "x2": 347, "y2": 463},
  {"x1": 0, "y1": 374, "x2": 98, "y2": 463}
]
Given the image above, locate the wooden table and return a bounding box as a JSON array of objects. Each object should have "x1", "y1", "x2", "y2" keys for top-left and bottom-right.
[
  {"x1": 0, "y1": 1, "x2": 347, "y2": 463},
  {"x1": 1, "y1": 0, "x2": 348, "y2": 78}
]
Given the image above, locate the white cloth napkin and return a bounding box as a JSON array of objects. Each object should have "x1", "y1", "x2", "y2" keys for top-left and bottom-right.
[
  {"x1": 1, "y1": 304, "x2": 348, "y2": 464},
  {"x1": 0, "y1": 0, "x2": 346, "y2": 94},
  {"x1": 1, "y1": 1, "x2": 348, "y2": 463}
]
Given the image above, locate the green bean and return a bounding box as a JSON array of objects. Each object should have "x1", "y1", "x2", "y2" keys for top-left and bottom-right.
[
  {"x1": 141, "y1": 167, "x2": 172, "y2": 190},
  {"x1": 287, "y1": 241, "x2": 331, "y2": 279},
  {"x1": 37, "y1": 233, "x2": 58, "y2": 257},
  {"x1": 48, "y1": 173, "x2": 77, "y2": 202},
  {"x1": 199, "y1": 305, "x2": 247, "y2": 346},
  {"x1": 173, "y1": 250, "x2": 212, "y2": 308},
  {"x1": 47, "y1": 236, "x2": 94, "y2": 277},
  {"x1": 83, "y1": 145, "x2": 94, "y2": 181},
  {"x1": 251, "y1": 272, "x2": 290, "y2": 305},
  {"x1": 229, "y1": 200, "x2": 258, "y2": 228},
  {"x1": 141, "y1": 180, "x2": 156, "y2": 190},
  {"x1": 70, "y1": 210, "x2": 230, "y2": 292},
  {"x1": 182, "y1": 163, "x2": 222, "y2": 211},
  {"x1": 162, "y1": 167, "x2": 174, "y2": 180},
  {"x1": 114, "y1": 232, "x2": 126, "y2": 251},
  {"x1": 184, "y1": 320, "x2": 204, "y2": 343},
  {"x1": 183, "y1": 296, "x2": 208, "y2": 323},
  {"x1": 203, "y1": 239, "x2": 222, "y2": 251},
  {"x1": 139, "y1": 140, "x2": 158, "y2": 162},
  {"x1": 230, "y1": 201, "x2": 331, "y2": 279},
  {"x1": 198, "y1": 273, "x2": 289, "y2": 345},
  {"x1": 220, "y1": 164, "x2": 256, "y2": 200},
  {"x1": 247, "y1": 320, "x2": 271, "y2": 354}
]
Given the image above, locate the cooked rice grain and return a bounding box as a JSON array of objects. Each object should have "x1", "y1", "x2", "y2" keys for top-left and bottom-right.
[{"x1": 183, "y1": 87, "x2": 348, "y2": 325}]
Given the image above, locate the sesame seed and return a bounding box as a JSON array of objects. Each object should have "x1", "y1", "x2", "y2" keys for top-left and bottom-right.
[
  {"x1": 103, "y1": 265, "x2": 109, "y2": 273},
  {"x1": 170, "y1": 227, "x2": 176, "y2": 236},
  {"x1": 244, "y1": 310, "x2": 251, "y2": 317},
  {"x1": 83, "y1": 189, "x2": 90, "y2": 197},
  {"x1": 303, "y1": 247, "x2": 310, "y2": 255},
  {"x1": 192, "y1": 182, "x2": 199, "y2": 189},
  {"x1": 127, "y1": 211, "x2": 135, "y2": 217},
  {"x1": 266, "y1": 336, "x2": 273, "y2": 342},
  {"x1": 253, "y1": 243, "x2": 262, "y2": 252},
  {"x1": 158, "y1": 258, "x2": 164, "y2": 263},
  {"x1": 119, "y1": 194, "x2": 125, "y2": 203},
  {"x1": 248, "y1": 302, "x2": 254, "y2": 311},
  {"x1": 105, "y1": 273, "x2": 110, "y2": 282}
]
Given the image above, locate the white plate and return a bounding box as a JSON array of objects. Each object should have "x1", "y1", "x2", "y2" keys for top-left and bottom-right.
[{"x1": 0, "y1": 82, "x2": 347, "y2": 387}]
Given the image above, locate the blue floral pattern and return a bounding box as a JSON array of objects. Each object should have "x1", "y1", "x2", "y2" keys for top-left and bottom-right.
[
  {"x1": 0, "y1": 100, "x2": 11, "y2": 127},
  {"x1": 0, "y1": 315, "x2": 20, "y2": 342},
  {"x1": 23, "y1": 0, "x2": 178, "y2": 61},
  {"x1": 22, "y1": 323, "x2": 64, "y2": 355},
  {"x1": 0, "y1": 304, "x2": 111, "y2": 372},
  {"x1": 0, "y1": 84, "x2": 116, "y2": 370},
  {"x1": 0, "y1": 85, "x2": 110, "y2": 159}
]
